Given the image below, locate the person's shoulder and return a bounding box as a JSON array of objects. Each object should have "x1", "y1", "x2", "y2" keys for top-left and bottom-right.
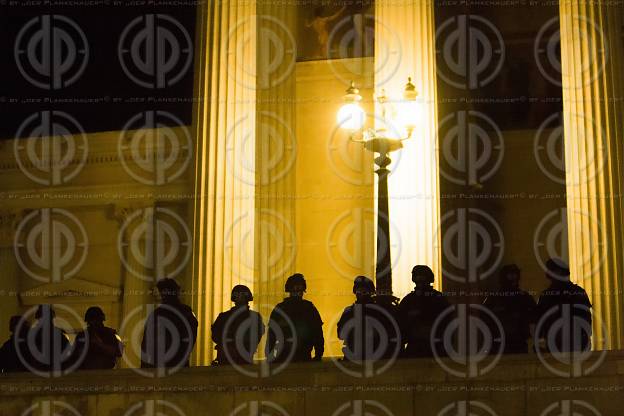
[
  {"x1": 249, "y1": 309, "x2": 263, "y2": 319},
  {"x1": 341, "y1": 304, "x2": 355, "y2": 315},
  {"x1": 569, "y1": 282, "x2": 588, "y2": 292},
  {"x1": 399, "y1": 291, "x2": 416, "y2": 302},
  {"x1": 103, "y1": 326, "x2": 117, "y2": 335}
]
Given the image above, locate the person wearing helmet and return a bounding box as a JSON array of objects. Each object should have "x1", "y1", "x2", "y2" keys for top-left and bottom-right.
[
  {"x1": 266, "y1": 273, "x2": 324, "y2": 363},
  {"x1": 337, "y1": 276, "x2": 401, "y2": 361},
  {"x1": 27, "y1": 305, "x2": 72, "y2": 373},
  {"x1": 483, "y1": 264, "x2": 537, "y2": 354},
  {"x1": 0, "y1": 315, "x2": 31, "y2": 373},
  {"x1": 397, "y1": 265, "x2": 451, "y2": 357},
  {"x1": 211, "y1": 285, "x2": 264, "y2": 365},
  {"x1": 72, "y1": 306, "x2": 123, "y2": 370},
  {"x1": 535, "y1": 258, "x2": 592, "y2": 353},
  {"x1": 141, "y1": 278, "x2": 198, "y2": 369}
]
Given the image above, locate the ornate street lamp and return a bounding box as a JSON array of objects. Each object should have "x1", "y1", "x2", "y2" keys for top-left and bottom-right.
[{"x1": 337, "y1": 78, "x2": 419, "y2": 305}]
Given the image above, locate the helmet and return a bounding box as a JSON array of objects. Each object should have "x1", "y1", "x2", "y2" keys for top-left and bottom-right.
[
  {"x1": 411, "y1": 265, "x2": 434, "y2": 284},
  {"x1": 231, "y1": 285, "x2": 253, "y2": 303},
  {"x1": 156, "y1": 278, "x2": 181, "y2": 296},
  {"x1": 352, "y1": 275, "x2": 375, "y2": 294},
  {"x1": 285, "y1": 273, "x2": 306, "y2": 293},
  {"x1": 84, "y1": 306, "x2": 106, "y2": 322},
  {"x1": 545, "y1": 258, "x2": 570, "y2": 280}
]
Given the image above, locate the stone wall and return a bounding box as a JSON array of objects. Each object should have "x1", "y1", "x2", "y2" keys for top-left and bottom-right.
[{"x1": 1, "y1": 352, "x2": 622, "y2": 416}]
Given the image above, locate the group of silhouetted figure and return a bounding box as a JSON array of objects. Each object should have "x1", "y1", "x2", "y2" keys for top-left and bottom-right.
[{"x1": 0, "y1": 257, "x2": 592, "y2": 374}]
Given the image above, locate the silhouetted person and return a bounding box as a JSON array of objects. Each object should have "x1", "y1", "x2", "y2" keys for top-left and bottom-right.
[
  {"x1": 141, "y1": 278, "x2": 198, "y2": 369},
  {"x1": 483, "y1": 264, "x2": 537, "y2": 354},
  {"x1": 0, "y1": 315, "x2": 31, "y2": 373},
  {"x1": 266, "y1": 273, "x2": 324, "y2": 363},
  {"x1": 72, "y1": 307, "x2": 123, "y2": 370},
  {"x1": 28, "y1": 305, "x2": 72, "y2": 373},
  {"x1": 338, "y1": 276, "x2": 401, "y2": 361},
  {"x1": 535, "y1": 259, "x2": 592, "y2": 353},
  {"x1": 398, "y1": 266, "x2": 451, "y2": 357},
  {"x1": 212, "y1": 285, "x2": 264, "y2": 365}
]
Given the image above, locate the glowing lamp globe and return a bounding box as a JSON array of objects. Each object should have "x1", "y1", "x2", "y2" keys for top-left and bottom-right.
[
  {"x1": 338, "y1": 81, "x2": 365, "y2": 131},
  {"x1": 396, "y1": 77, "x2": 420, "y2": 137},
  {"x1": 337, "y1": 103, "x2": 366, "y2": 131}
]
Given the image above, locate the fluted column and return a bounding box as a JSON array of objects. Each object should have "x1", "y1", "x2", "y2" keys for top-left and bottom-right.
[
  {"x1": 375, "y1": 1, "x2": 441, "y2": 295},
  {"x1": 191, "y1": 0, "x2": 257, "y2": 364},
  {"x1": 559, "y1": 3, "x2": 624, "y2": 349},
  {"x1": 253, "y1": 2, "x2": 297, "y2": 322}
]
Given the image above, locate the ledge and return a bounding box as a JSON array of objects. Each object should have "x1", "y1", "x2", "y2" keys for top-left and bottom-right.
[{"x1": 1, "y1": 352, "x2": 624, "y2": 416}]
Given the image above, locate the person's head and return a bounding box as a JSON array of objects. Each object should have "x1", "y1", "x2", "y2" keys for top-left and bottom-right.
[
  {"x1": 411, "y1": 265, "x2": 434, "y2": 287},
  {"x1": 231, "y1": 285, "x2": 253, "y2": 306},
  {"x1": 9, "y1": 315, "x2": 28, "y2": 335},
  {"x1": 285, "y1": 273, "x2": 306, "y2": 298},
  {"x1": 84, "y1": 306, "x2": 106, "y2": 328},
  {"x1": 314, "y1": 6, "x2": 323, "y2": 18},
  {"x1": 35, "y1": 305, "x2": 55, "y2": 322},
  {"x1": 499, "y1": 264, "x2": 521, "y2": 289},
  {"x1": 156, "y1": 278, "x2": 181, "y2": 303},
  {"x1": 545, "y1": 258, "x2": 570, "y2": 282},
  {"x1": 352, "y1": 275, "x2": 375, "y2": 301}
]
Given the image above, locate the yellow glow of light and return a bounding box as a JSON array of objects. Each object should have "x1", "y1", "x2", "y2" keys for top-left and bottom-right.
[{"x1": 337, "y1": 103, "x2": 366, "y2": 131}]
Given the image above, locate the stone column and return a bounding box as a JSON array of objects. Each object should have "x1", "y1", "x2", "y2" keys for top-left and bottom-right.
[
  {"x1": 191, "y1": 0, "x2": 258, "y2": 364},
  {"x1": 559, "y1": 3, "x2": 624, "y2": 349},
  {"x1": 375, "y1": 1, "x2": 442, "y2": 295},
  {"x1": 253, "y1": 1, "x2": 297, "y2": 326}
]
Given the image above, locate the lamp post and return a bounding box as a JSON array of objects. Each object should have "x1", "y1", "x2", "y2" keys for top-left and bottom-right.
[{"x1": 337, "y1": 78, "x2": 419, "y2": 305}]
